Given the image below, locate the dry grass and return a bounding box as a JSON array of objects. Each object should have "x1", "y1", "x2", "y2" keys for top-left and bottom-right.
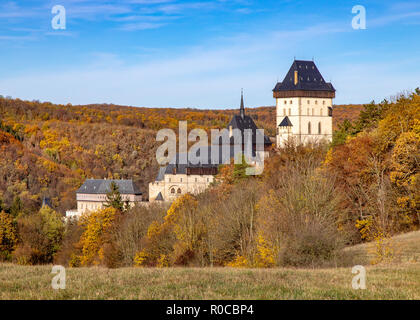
[
  {"x1": 0, "y1": 262, "x2": 419, "y2": 300},
  {"x1": 1, "y1": 231, "x2": 419, "y2": 300},
  {"x1": 346, "y1": 230, "x2": 420, "y2": 265}
]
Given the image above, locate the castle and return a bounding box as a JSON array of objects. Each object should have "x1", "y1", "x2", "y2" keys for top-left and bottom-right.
[
  {"x1": 148, "y1": 90, "x2": 272, "y2": 202},
  {"x1": 66, "y1": 59, "x2": 334, "y2": 215},
  {"x1": 65, "y1": 179, "x2": 142, "y2": 217},
  {"x1": 274, "y1": 60, "x2": 335, "y2": 147}
]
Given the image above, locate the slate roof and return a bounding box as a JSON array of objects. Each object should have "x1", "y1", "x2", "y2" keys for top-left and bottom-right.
[
  {"x1": 154, "y1": 92, "x2": 271, "y2": 181},
  {"x1": 42, "y1": 197, "x2": 52, "y2": 208},
  {"x1": 273, "y1": 60, "x2": 335, "y2": 93},
  {"x1": 155, "y1": 192, "x2": 164, "y2": 201},
  {"x1": 279, "y1": 116, "x2": 293, "y2": 127},
  {"x1": 76, "y1": 179, "x2": 142, "y2": 195},
  {"x1": 226, "y1": 92, "x2": 272, "y2": 146}
]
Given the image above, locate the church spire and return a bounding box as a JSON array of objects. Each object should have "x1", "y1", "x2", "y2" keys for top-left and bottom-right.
[{"x1": 240, "y1": 88, "x2": 245, "y2": 119}]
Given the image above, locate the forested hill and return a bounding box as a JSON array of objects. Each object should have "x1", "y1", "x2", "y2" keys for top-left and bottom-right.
[{"x1": 0, "y1": 96, "x2": 361, "y2": 214}]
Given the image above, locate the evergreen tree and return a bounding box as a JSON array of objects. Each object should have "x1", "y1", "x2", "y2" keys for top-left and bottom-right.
[
  {"x1": 104, "y1": 182, "x2": 124, "y2": 212},
  {"x1": 10, "y1": 196, "x2": 23, "y2": 218}
]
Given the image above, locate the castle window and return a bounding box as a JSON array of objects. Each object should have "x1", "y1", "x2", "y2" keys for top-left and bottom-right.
[
  {"x1": 171, "y1": 188, "x2": 175, "y2": 194},
  {"x1": 320, "y1": 109, "x2": 323, "y2": 116},
  {"x1": 323, "y1": 100, "x2": 325, "y2": 105},
  {"x1": 180, "y1": 178, "x2": 183, "y2": 182},
  {"x1": 207, "y1": 178, "x2": 209, "y2": 182},
  {"x1": 308, "y1": 122, "x2": 312, "y2": 134},
  {"x1": 284, "y1": 100, "x2": 287, "y2": 105},
  {"x1": 318, "y1": 122, "x2": 321, "y2": 134},
  {"x1": 177, "y1": 188, "x2": 181, "y2": 194},
  {"x1": 328, "y1": 107, "x2": 333, "y2": 117},
  {"x1": 289, "y1": 100, "x2": 292, "y2": 104},
  {"x1": 315, "y1": 100, "x2": 318, "y2": 105},
  {"x1": 307, "y1": 100, "x2": 310, "y2": 104},
  {"x1": 195, "y1": 178, "x2": 198, "y2": 182},
  {"x1": 288, "y1": 108, "x2": 291, "y2": 115},
  {"x1": 283, "y1": 109, "x2": 286, "y2": 116},
  {"x1": 307, "y1": 108, "x2": 309, "y2": 115},
  {"x1": 312, "y1": 108, "x2": 314, "y2": 115}
]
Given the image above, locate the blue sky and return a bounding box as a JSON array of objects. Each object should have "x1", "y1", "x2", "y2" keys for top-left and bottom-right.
[{"x1": 0, "y1": 0, "x2": 419, "y2": 108}]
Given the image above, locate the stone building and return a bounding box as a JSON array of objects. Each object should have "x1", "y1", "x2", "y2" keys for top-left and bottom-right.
[
  {"x1": 66, "y1": 179, "x2": 142, "y2": 218},
  {"x1": 273, "y1": 60, "x2": 335, "y2": 147},
  {"x1": 149, "y1": 92, "x2": 272, "y2": 202}
]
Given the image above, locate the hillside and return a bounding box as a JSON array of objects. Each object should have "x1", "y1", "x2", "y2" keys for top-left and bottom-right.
[{"x1": 0, "y1": 97, "x2": 360, "y2": 214}]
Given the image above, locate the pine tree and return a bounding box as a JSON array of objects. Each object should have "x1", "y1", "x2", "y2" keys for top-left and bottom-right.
[{"x1": 104, "y1": 182, "x2": 124, "y2": 212}]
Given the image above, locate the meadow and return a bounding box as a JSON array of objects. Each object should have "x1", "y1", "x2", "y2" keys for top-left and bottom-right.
[{"x1": 1, "y1": 231, "x2": 419, "y2": 300}]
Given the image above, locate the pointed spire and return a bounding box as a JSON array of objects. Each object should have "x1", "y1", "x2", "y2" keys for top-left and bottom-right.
[{"x1": 240, "y1": 88, "x2": 245, "y2": 119}]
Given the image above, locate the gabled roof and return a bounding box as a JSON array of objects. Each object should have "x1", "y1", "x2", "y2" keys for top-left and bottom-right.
[
  {"x1": 279, "y1": 116, "x2": 293, "y2": 127},
  {"x1": 155, "y1": 192, "x2": 164, "y2": 201},
  {"x1": 76, "y1": 179, "x2": 142, "y2": 195},
  {"x1": 273, "y1": 60, "x2": 335, "y2": 92},
  {"x1": 226, "y1": 92, "x2": 272, "y2": 146}
]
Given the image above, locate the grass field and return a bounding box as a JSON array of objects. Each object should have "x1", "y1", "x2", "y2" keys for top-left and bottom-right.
[{"x1": 1, "y1": 231, "x2": 419, "y2": 300}]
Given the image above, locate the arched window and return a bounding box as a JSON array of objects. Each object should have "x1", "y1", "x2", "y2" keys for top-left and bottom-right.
[
  {"x1": 288, "y1": 108, "x2": 291, "y2": 115},
  {"x1": 283, "y1": 109, "x2": 286, "y2": 116},
  {"x1": 318, "y1": 122, "x2": 321, "y2": 134},
  {"x1": 289, "y1": 100, "x2": 293, "y2": 104},
  {"x1": 320, "y1": 108, "x2": 323, "y2": 116},
  {"x1": 308, "y1": 122, "x2": 311, "y2": 134},
  {"x1": 177, "y1": 188, "x2": 181, "y2": 194},
  {"x1": 284, "y1": 100, "x2": 287, "y2": 105},
  {"x1": 171, "y1": 188, "x2": 175, "y2": 194},
  {"x1": 307, "y1": 108, "x2": 310, "y2": 115}
]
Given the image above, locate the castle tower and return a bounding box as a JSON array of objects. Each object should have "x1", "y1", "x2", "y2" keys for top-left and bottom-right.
[{"x1": 273, "y1": 60, "x2": 335, "y2": 147}]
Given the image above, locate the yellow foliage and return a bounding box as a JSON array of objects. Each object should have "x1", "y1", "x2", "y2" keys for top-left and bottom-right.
[
  {"x1": 0, "y1": 211, "x2": 18, "y2": 255},
  {"x1": 157, "y1": 254, "x2": 169, "y2": 268},
  {"x1": 254, "y1": 234, "x2": 277, "y2": 268},
  {"x1": 355, "y1": 218, "x2": 373, "y2": 240},
  {"x1": 77, "y1": 207, "x2": 119, "y2": 266},
  {"x1": 226, "y1": 255, "x2": 248, "y2": 268},
  {"x1": 369, "y1": 231, "x2": 395, "y2": 265},
  {"x1": 134, "y1": 250, "x2": 148, "y2": 267}
]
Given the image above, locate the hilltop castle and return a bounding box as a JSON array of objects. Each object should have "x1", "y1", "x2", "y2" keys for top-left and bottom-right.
[
  {"x1": 149, "y1": 91, "x2": 272, "y2": 202},
  {"x1": 66, "y1": 59, "x2": 335, "y2": 214}
]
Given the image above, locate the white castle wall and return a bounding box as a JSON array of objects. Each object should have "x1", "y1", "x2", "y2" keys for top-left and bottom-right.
[{"x1": 276, "y1": 97, "x2": 333, "y2": 147}]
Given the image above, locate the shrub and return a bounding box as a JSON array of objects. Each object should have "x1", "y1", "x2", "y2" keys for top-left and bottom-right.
[
  {"x1": 0, "y1": 211, "x2": 17, "y2": 261},
  {"x1": 13, "y1": 206, "x2": 64, "y2": 264}
]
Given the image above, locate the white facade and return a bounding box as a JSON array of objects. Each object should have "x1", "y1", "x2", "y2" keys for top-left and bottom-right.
[
  {"x1": 276, "y1": 97, "x2": 333, "y2": 147},
  {"x1": 66, "y1": 192, "x2": 142, "y2": 218},
  {"x1": 149, "y1": 173, "x2": 215, "y2": 202}
]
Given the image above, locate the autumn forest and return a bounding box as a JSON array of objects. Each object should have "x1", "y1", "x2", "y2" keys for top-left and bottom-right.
[{"x1": 0, "y1": 92, "x2": 418, "y2": 268}]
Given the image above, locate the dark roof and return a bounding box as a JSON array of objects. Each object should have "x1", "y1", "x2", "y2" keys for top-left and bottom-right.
[
  {"x1": 42, "y1": 197, "x2": 52, "y2": 208},
  {"x1": 279, "y1": 116, "x2": 293, "y2": 127},
  {"x1": 155, "y1": 93, "x2": 272, "y2": 180},
  {"x1": 273, "y1": 60, "x2": 335, "y2": 92},
  {"x1": 76, "y1": 179, "x2": 142, "y2": 195},
  {"x1": 226, "y1": 92, "x2": 272, "y2": 146},
  {"x1": 155, "y1": 192, "x2": 164, "y2": 201}
]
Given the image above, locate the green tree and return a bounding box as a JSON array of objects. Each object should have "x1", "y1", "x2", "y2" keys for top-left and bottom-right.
[
  {"x1": 104, "y1": 182, "x2": 124, "y2": 212},
  {"x1": 10, "y1": 196, "x2": 23, "y2": 218}
]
